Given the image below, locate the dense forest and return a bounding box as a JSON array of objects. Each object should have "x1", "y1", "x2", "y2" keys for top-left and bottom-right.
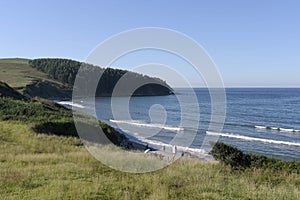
[{"x1": 29, "y1": 59, "x2": 173, "y2": 97}]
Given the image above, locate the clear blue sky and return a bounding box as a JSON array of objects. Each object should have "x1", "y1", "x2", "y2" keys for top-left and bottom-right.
[{"x1": 1, "y1": 0, "x2": 300, "y2": 87}]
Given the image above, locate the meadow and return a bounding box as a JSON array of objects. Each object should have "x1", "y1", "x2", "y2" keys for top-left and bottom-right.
[
  {"x1": 0, "y1": 120, "x2": 299, "y2": 200},
  {"x1": 0, "y1": 59, "x2": 62, "y2": 89}
]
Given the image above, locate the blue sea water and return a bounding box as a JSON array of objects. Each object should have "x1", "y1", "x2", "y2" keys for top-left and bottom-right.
[{"x1": 68, "y1": 88, "x2": 300, "y2": 161}]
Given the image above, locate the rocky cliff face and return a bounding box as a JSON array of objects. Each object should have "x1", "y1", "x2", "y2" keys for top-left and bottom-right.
[
  {"x1": 24, "y1": 80, "x2": 72, "y2": 100},
  {"x1": 0, "y1": 81, "x2": 26, "y2": 100}
]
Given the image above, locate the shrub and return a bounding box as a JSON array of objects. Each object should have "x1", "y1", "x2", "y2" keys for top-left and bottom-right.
[
  {"x1": 210, "y1": 142, "x2": 250, "y2": 170},
  {"x1": 210, "y1": 142, "x2": 300, "y2": 173}
]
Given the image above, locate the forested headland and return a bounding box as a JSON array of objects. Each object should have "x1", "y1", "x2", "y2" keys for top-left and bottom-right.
[{"x1": 29, "y1": 58, "x2": 173, "y2": 98}]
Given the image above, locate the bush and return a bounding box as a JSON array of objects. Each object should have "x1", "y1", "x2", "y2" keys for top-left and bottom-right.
[
  {"x1": 210, "y1": 142, "x2": 300, "y2": 173},
  {"x1": 32, "y1": 121, "x2": 77, "y2": 137},
  {"x1": 210, "y1": 142, "x2": 250, "y2": 170}
]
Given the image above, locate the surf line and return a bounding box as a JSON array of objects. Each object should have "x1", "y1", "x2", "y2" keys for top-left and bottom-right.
[
  {"x1": 206, "y1": 131, "x2": 300, "y2": 147},
  {"x1": 254, "y1": 125, "x2": 300, "y2": 133},
  {"x1": 109, "y1": 119, "x2": 184, "y2": 132}
]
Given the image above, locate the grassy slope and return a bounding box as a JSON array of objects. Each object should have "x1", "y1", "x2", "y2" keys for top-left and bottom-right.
[
  {"x1": 0, "y1": 58, "x2": 62, "y2": 88},
  {"x1": 0, "y1": 121, "x2": 299, "y2": 199},
  {"x1": 0, "y1": 58, "x2": 69, "y2": 99}
]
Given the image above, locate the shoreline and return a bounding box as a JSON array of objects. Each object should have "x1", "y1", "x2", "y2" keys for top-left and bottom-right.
[
  {"x1": 94, "y1": 120, "x2": 214, "y2": 162},
  {"x1": 56, "y1": 100, "x2": 214, "y2": 162}
]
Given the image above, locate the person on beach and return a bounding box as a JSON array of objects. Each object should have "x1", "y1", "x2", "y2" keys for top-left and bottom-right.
[{"x1": 172, "y1": 145, "x2": 177, "y2": 160}]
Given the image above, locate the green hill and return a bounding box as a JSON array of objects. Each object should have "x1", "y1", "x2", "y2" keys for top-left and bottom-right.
[
  {"x1": 29, "y1": 58, "x2": 173, "y2": 97},
  {"x1": 0, "y1": 58, "x2": 71, "y2": 99},
  {"x1": 0, "y1": 58, "x2": 173, "y2": 99}
]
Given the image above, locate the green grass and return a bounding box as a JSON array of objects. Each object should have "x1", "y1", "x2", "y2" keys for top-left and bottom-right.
[
  {"x1": 0, "y1": 58, "x2": 63, "y2": 89},
  {"x1": 0, "y1": 81, "x2": 299, "y2": 199},
  {"x1": 0, "y1": 97, "x2": 72, "y2": 122},
  {"x1": 0, "y1": 120, "x2": 299, "y2": 199}
]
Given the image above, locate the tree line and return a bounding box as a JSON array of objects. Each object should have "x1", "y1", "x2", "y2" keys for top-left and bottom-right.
[{"x1": 29, "y1": 58, "x2": 173, "y2": 97}]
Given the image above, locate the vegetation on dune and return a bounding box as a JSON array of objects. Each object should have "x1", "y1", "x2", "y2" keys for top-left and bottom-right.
[
  {"x1": 0, "y1": 121, "x2": 300, "y2": 199},
  {"x1": 210, "y1": 141, "x2": 300, "y2": 174},
  {"x1": 29, "y1": 58, "x2": 173, "y2": 97}
]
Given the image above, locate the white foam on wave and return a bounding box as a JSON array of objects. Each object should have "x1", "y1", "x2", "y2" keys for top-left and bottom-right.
[
  {"x1": 109, "y1": 119, "x2": 184, "y2": 132},
  {"x1": 206, "y1": 131, "x2": 300, "y2": 147},
  {"x1": 56, "y1": 101, "x2": 85, "y2": 108},
  {"x1": 255, "y1": 125, "x2": 300, "y2": 133},
  {"x1": 128, "y1": 133, "x2": 209, "y2": 158},
  {"x1": 111, "y1": 125, "x2": 210, "y2": 159},
  {"x1": 255, "y1": 125, "x2": 266, "y2": 129},
  {"x1": 279, "y1": 128, "x2": 295, "y2": 132}
]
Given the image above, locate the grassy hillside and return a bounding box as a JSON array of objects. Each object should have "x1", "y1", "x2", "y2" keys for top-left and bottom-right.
[
  {"x1": 0, "y1": 58, "x2": 39, "y2": 88},
  {"x1": 0, "y1": 120, "x2": 299, "y2": 199},
  {"x1": 0, "y1": 58, "x2": 63, "y2": 89},
  {"x1": 0, "y1": 95, "x2": 129, "y2": 146},
  {"x1": 0, "y1": 58, "x2": 71, "y2": 99}
]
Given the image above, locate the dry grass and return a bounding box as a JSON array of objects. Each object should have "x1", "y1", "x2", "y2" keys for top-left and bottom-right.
[{"x1": 0, "y1": 120, "x2": 299, "y2": 199}]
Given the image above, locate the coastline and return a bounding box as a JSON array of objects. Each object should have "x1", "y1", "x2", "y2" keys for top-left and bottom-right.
[{"x1": 56, "y1": 100, "x2": 213, "y2": 162}]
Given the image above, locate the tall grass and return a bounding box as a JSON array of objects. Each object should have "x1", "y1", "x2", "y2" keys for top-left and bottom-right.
[{"x1": 0, "y1": 120, "x2": 299, "y2": 199}]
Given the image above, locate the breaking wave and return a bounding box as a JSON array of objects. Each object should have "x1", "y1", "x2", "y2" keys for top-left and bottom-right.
[
  {"x1": 109, "y1": 119, "x2": 184, "y2": 132},
  {"x1": 254, "y1": 125, "x2": 300, "y2": 133},
  {"x1": 56, "y1": 101, "x2": 85, "y2": 109},
  {"x1": 206, "y1": 131, "x2": 300, "y2": 147}
]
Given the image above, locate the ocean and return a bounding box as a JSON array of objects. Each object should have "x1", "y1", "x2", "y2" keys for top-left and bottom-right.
[{"x1": 61, "y1": 88, "x2": 300, "y2": 161}]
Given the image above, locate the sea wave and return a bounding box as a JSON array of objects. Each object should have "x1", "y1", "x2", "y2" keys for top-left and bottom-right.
[
  {"x1": 126, "y1": 134, "x2": 210, "y2": 159},
  {"x1": 56, "y1": 101, "x2": 85, "y2": 108},
  {"x1": 110, "y1": 124, "x2": 211, "y2": 160},
  {"x1": 206, "y1": 131, "x2": 300, "y2": 147},
  {"x1": 109, "y1": 119, "x2": 184, "y2": 132},
  {"x1": 254, "y1": 125, "x2": 300, "y2": 133}
]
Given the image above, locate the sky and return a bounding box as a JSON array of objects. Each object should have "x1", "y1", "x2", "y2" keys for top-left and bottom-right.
[{"x1": 1, "y1": 0, "x2": 300, "y2": 87}]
